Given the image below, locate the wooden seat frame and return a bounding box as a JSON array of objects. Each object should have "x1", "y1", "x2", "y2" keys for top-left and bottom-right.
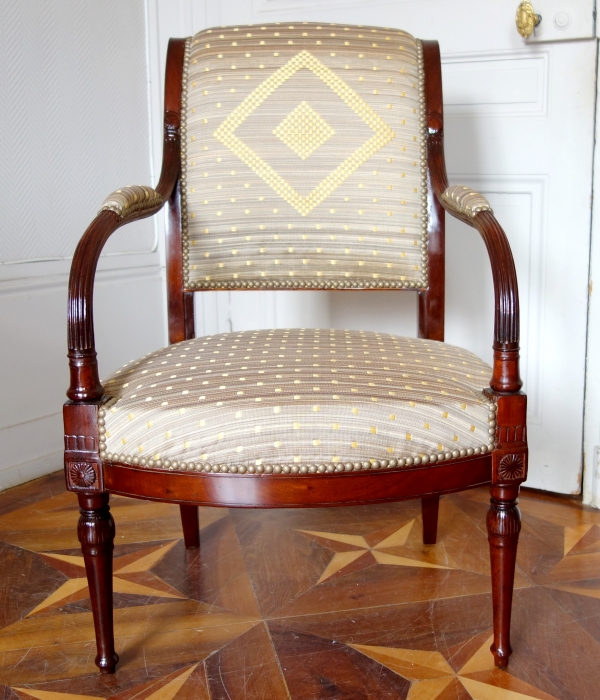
[{"x1": 64, "y1": 38, "x2": 527, "y2": 675}]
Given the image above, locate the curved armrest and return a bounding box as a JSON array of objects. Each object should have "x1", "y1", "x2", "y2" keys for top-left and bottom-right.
[
  {"x1": 422, "y1": 69, "x2": 520, "y2": 396},
  {"x1": 67, "y1": 190, "x2": 167, "y2": 402},
  {"x1": 421, "y1": 40, "x2": 521, "y2": 394},
  {"x1": 67, "y1": 38, "x2": 187, "y2": 402},
  {"x1": 429, "y1": 136, "x2": 521, "y2": 393}
]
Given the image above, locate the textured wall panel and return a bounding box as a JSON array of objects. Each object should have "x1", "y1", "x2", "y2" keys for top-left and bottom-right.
[{"x1": 0, "y1": 1, "x2": 155, "y2": 263}]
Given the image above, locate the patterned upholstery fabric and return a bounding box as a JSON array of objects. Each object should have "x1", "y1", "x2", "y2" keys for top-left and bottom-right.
[
  {"x1": 100, "y1": 330, "x2": 496, "y2": 475},
  {"x1": 181, "y1": 23, "x2": 428, "y2": 291},
  {"x1": 441, "y1": 185, "x2": 492, "y2": 219},
  {"x1": 100, "y1": 185, "x2": 163, "y2": 220}
]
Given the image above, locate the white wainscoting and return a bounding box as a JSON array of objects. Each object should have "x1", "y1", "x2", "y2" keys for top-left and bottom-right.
[
  {"x1": 0, "y1": 1, "x2": 167, "y2": 490},
  {"x1": 0, "y1": 260, "x2": 165, "y2": 491}
]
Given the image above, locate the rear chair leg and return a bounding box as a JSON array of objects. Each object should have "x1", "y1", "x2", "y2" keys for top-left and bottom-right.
[
  {"x1": 421, "y1": 495, "x2": 440, "y2": 544},
  {"x1": 78, "y1": 493, "x2": 119, "y2": 674},
  {"x1": 180, "y1": 504, "x2": 200, "y2": 548},
  {"x1": 487, "y1": 484, "x2": 521, "y2": 668}
]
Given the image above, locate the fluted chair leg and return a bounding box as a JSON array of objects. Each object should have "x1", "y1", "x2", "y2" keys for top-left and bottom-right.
[
  {"x1": 180, "y1": 504, "x2": 200, "y2": 548},
  {"x1": 421, "y1": 495, "x2": 440, "y2": 544},
  {"x1": 77, "y1": 493, "x2": 119, "y2": 674},
  {"x1": 487, "y1": 484, "x2": 521, "y2": 668}
]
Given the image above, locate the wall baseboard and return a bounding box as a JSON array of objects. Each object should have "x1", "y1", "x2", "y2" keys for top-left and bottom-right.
[{"x1": 0, "y1": 451, "x2": 63, "y2": 493}]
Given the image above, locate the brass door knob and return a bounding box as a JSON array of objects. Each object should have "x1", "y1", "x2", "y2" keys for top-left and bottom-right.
[{"x1": 516, "y1": 1, "x2": 542, "y2": 38}]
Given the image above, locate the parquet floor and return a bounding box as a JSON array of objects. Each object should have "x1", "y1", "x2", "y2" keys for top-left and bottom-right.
[{"x1": 0, "y1": 473, "x2": 599, "y2": 699}]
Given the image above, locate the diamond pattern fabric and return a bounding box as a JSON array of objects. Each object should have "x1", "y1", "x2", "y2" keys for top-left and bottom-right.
[
  {"x1": 273, "y1": 101, "x2": 336, "y2": 160},
  {"x1": 181, "y1": 23, "x2": 428, "y2": 291},
  {"x1": 100, "y1": 330, "x2": 495, "y2": 474}
]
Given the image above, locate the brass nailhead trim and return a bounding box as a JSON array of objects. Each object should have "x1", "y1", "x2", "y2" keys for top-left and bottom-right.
[{"x1": 181, "y1": 38, "x2": 192, "y2": 289}]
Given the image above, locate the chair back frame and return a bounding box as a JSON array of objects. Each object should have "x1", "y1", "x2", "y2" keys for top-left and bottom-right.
[{"x1": 165, "y1": 38, "x2": 445, "y2": 348}]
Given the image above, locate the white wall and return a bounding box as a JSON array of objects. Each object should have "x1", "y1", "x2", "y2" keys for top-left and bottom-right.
[
  {"x1": 583, "y1": 35, "x2": 600, "y2": 509},
  {"x1": 0, "y1": 1, "x2": 165, "y2": 490}
]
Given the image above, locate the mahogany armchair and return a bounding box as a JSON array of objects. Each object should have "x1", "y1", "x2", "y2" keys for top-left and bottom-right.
[{"x1": 64, "y1": 23, "x2": 527, "y2": 675}]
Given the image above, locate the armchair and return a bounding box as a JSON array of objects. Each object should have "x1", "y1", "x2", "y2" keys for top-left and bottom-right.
[{"x1": 64, "y1": 25, "x2": 527, "y2": 675}]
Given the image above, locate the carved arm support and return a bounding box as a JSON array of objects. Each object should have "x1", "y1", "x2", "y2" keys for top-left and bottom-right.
[
  {"x1": 420, "y1": 40, "x2": 521, "y2": 395},
  {"x1": 427, "y1": 134, "x2": 522, "y2": 394},
  {"x1": 67, "y1": 38, "x2": 186, "y2": 403},
  {"x1": 67, "y1": 191, "x2": 165, "y2": 402}
]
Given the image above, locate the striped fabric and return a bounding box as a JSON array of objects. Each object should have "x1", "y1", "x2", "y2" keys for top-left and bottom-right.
[
  {"x1": 181, "y1": 23, "x2": 429, "y2": 291},
  {"x1": 100, "y1": 330, "x2": 495, "y2": 475}
]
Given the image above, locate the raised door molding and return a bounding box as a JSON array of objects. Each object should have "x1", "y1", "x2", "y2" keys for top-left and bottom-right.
[
  {"x1": 442, "y1": 50, "x2": 548, "y2": 117},
  {"x1": 254, "y1": 0, "x2": 392, "y2": 12}
]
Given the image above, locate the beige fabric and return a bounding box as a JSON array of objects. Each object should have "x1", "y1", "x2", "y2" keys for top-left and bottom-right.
[
  {"x1": 100, "y1": 185, "x2": 163, "y2": 220},
  {"x1": 100, "y1": 330, "x2": 495, "y2": 475},
  {"x1": 441, "y1": 186, "x2": 492, "y2": 219},
  {"x1": 181, "y1": 23, "x2": 428, "y2": 291}
]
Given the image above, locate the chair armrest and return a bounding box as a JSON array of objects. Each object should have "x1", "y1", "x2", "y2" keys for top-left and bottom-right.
[
  {"x1": 99, "y1": 185, "x2": 164, "y2": 220},
  {"x1": 428, "y1": 131, "x2": 522, "y2": 394},
  {"x1": 67, "y1": 192, "x2": 167, "y2": 402},
  {"x1": 67, "y1": 38, "x2": 187, "y2": 403}
]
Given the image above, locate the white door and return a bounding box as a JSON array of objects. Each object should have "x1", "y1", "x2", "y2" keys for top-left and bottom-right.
[{"x1": 150, "y1": 0, "x2": 597, "y2": 495}]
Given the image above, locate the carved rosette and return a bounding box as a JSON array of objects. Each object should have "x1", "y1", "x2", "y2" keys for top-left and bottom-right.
[
  {"x1": 64, "y1": 403, "x2": 104, "y2": 493},
  {"x1": 69, "y1": 462, "x2": 97, "y2": 488},
  {"x1": 498, "y1": 454, "x2": 526, "y2": 481}
]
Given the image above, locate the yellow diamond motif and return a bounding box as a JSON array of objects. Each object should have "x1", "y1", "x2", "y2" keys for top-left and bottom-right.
[
  {"x1": 273, "y1": 101, "x2": 336, "y2": 160},
  {"x1": 213, "y1": 50, "x2": 395, "y2": 216}
]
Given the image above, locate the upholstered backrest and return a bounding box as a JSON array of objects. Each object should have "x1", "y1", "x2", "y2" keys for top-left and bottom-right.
[{"x1": 181, "y1": 22, "x2": 428, "y2": 291}]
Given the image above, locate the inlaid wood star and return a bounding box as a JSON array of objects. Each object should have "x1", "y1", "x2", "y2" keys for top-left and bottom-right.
[
  {"x1": 298, "y1": 519, "x2": 452, "y2": 584},
  {"x1": 1, "y1": 479, "x2": 599, "y2": 696},
  {"x1": 13, "y1": 663, "x2": 201, "y2": 700},
  {"x1": 27, "y1": 540, "x2": 186, "y2": 616},
  {"x1": 352, "y1": 634, "x2": 560, "y2": 700}
]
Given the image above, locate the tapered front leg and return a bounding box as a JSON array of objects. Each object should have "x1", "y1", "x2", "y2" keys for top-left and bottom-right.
[
  {"x1": 78, "y1": 493, "x2": 118, "y2": 674},
  {"x1": 487, "y1": 484, "x2": 521, "y2": 668},
  {"x1": 180, "y1": 504, "x2": 200, "y2": 548},
  {"x1": 421, "y1": 495, "x2": 440, "y2": 544}
]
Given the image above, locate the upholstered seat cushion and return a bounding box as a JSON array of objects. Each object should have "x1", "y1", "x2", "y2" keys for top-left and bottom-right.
[{"x1": 100, "y1": 329, "x2": 496, "y2": 475}]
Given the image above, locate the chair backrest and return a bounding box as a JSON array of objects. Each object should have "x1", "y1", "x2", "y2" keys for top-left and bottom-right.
[
  {"x1": 162, "y1": 23, "x2": 444, "y2": 348},
  {"x1": 180, "y1": 23, "x2": 430, "y2": 292}
]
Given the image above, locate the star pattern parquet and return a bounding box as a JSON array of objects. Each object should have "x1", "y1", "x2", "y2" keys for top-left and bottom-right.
[{"x1": 0, "y1": 471, "x2": 599, "y2": 699}]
